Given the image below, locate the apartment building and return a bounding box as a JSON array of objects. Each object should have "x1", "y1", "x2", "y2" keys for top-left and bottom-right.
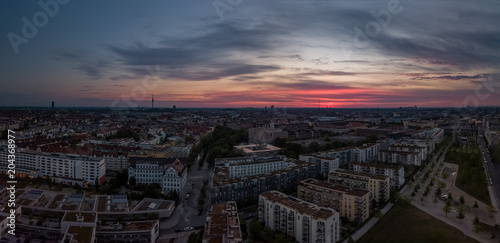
[
  {"x1": 226, "y1": 156, "x2": 295, "y2": 179},
  {"x1": 378, "y1": 149, "x2": 423, "y2": 166},
  {"x1": 203, "y1": 201, "x2": 242, "y2": 243},
  {"x1": 0, "y1": 147, "x2": 106, "y2": 186},
  {"x1": 297, "y1": 179, "x2": 370, "y2": 222},
  {"x1": 312, "y1": 143, "x2": 379, "y2": 166},
  {"x1": 349, "y1": 162, "x2": 405, "y2": 189},
  {"x1": 129, "y1": 144, "x2": 192, "y2": 159},
  {"x1": 259, "y1": 191, "x2": 340, "y2": 243},
  {"x1": 353, "y1": 144, "x2": 380, "y2": 162},
  {"x1": 128, "y1": 157, "x2": 187, "y2": 194},
  {"x1": 233, "y1": 144, "x2": 281, "y2": 157},
  {"x1": 299, "y1": 154, "x2": 340, "y2": 177},
  {"x1": 328, "y1": 169, "x2": 390, "y2": 205},
  {"x1": 249, "y1": 127, "x2": 288, "y2": 144},
  {"x1": 211, "y1": 158, "x2": 316, "y2": 204}
]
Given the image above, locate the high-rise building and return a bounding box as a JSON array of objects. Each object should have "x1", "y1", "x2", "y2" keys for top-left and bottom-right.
[
  {"x1": 258, "y1": 191, "x2": 340, "y2": 243},
  {"x1": 297, "y1": 179, "x2": 370, "y2": 222},
  {"x1": 51, "y1": 101, "x2": 54, "y2": 109},
  {"x1": 328, "y1": 169, "x2": 390, "y2": 206}
]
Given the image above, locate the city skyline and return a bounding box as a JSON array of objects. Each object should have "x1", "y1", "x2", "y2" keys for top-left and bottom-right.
[{"x1": 1, "y1": 0, "x2": 500, "y2": 108}]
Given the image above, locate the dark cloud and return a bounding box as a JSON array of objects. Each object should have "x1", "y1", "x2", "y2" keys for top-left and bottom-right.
[
  {"x1": 52, "y1": 50, "x2": 110, "y2": 80},
  {"x1": 108, "y1": 23, "x2": 285, "y2": 81}
]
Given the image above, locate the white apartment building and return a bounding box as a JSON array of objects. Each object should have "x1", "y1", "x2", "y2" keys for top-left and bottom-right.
[
  {"x1": 0, "y1": 147, "x2": 106, "y2": 186},
  {"x1": 306, "y1": 143, "x2": 379, "y2": 167},
  {"x1": 128, "y1": 158, "x2": 187, "y2": 194},
  {"x1": 162, "y1": 160, "x2": 187, "y2": 194},
  {"x1": 353, "y1": 144, "x2": 379, "y2": 162},
  {"x1": 227, "y1": 156, "x2": 295, "y2": 179},
  {"x1": 299, "y1": 155, "x2": 340, "y2": 176},
  {"x1": 378, "y1": 150, "x2": 422, "y2": 166},
  {"x1": 259, "y1": 191, "x2": 340, "y2": 243}
]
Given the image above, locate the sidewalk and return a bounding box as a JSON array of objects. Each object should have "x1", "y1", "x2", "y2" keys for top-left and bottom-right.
[
  {"x1": 342, "y1": 202, "x2": 395, "y2": 243},
  {"x1": 342, "y1": 184, "x2": 409, "y2": 243}
]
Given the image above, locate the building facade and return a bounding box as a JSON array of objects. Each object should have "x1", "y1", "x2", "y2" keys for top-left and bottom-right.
[
  {"x1": 128, "y1": 157, "x2": 187, "y2": 194},
  {"x1": 349, "y1": 162, "x2": 405, "y2": 189},
  {"x1": 203, "y1": 201, "x2": 242, "y2": 243},
  {"x1": 259, "y1": 191, "x2": 340, "y2": 243},
  {"x1": 211, "y1": 158, "x2": 316, "y2": 204},
  {"x1": 297, "y1": 179, "x2": 369, "y2": 222},
  {"x1": 328, "y1": 169, "x2": 390, "y2": 205},
  {"x1": 0, "y1": 147, "x2": 106, "y2": 186}
]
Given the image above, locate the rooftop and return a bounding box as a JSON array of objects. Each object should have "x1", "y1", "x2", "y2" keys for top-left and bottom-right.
[
  {"x1": 260, "y1": 191, "x2": 338, "y2": 220},
  {"x1": 63, "y1": 211, "x2": 96, "y2": 223},
  {"x1": 300, "y1": 178, "x2": 370, "y2": 197},
  {"x1": 66, "y1": 225, "x2": 94, "y2": 243}
]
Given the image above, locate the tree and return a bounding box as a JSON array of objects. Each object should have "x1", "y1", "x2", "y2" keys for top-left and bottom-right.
[
  {"x1": 488, "y1": 205, "x2": 498, "y2": 218},
  {"x1": 95, "y1": 178, "x2": 99, "y2": 190},
  {"x1": 473, "y1": 215, "x2": 481, "y2": 233},
  {"x1": 348, "y1": 236, "x2": 355, "y2": 243},
  {"x1": 447, "y1": 192, "x2": 453, "y2": 201},
  {"x1": 473, "y1": 201, "x2": 479, "y2": 214},
  {"x1": 459, "y1": 195, "x2": 465, "y2": 205},
  {"x1": 443, "y1": 204, "x2": 451, "y2": 218},
  {"x1": 457, "y1": 205, "x2": 465, "y2": 224},
  {"x1": 435, "y1": 187, "x2": 442, "y2": 197},
  {"x1": 129, "y1": 177, "x2": 136, "y2": 187},
  {"x1": 249, "y1": 219, "x2": 261, "y2": 240}
]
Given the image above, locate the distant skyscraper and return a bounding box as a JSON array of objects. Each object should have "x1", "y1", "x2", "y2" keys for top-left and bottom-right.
[
  {"x1": 173, "y1": 105, "x2": 176, "y2": 111},
  {"x1": 152, "y1": 95, "x2": 154, "y2": 109},
  {"x1": 51, "y1": 101, "x2": 54, "y2": 109}
]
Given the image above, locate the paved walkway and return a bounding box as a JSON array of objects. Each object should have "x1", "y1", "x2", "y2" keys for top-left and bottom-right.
[
  {"x1": 403, "y1": 160, "x2": 500, "y2": 243},
  {"x1": 342, "y1": 145, "x2": 500, "y2": 243}
]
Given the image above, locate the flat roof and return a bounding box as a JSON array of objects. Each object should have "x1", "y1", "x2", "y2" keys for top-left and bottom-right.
[
  {"x1": 300, "y1": 178, "x2": 369, "y2": 197},
  {"x1": 133, "y1": 198, "x2": 174, "y2": 211},
  {"x1": 63, "y1": 212, "x2": 96, "y2": 223},
  {"x1": 66, "y1": 225, "x2": 94, "y2": 243},
  {"x1": 260, "y1": 191, "x2": 337, "y2": 220}
]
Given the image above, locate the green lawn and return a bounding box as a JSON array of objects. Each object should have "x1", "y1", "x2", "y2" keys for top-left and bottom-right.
[
  {"x1": 357, "y1": 204, "x2": 479, "y2": 243},
  {"x1": 445, "y1": 147, "x2": 491, "y2": 205}
]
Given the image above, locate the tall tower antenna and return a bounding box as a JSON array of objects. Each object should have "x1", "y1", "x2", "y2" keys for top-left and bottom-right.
[{"x1": 152, "y1": 94, "x2": 154, "y2": 109}]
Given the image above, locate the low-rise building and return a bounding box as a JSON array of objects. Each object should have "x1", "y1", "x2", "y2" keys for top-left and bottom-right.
[
  {"x1": 233, "y1": 144, "x2": 281, "y2": 157},
  {"x1": 128, "y1": 157, "x2": 187, "y2": 194},
  {"x1": 203, "y1": 201, "x2": 242, "y2": 243}
]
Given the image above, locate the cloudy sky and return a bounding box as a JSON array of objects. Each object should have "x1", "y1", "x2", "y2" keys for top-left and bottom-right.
[{"x1": 1, "y1": 0, "x2": 499, "y2": 108}]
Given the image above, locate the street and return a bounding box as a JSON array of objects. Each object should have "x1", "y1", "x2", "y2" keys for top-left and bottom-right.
[{"x1": 159, "y1": 155, "x2": 214, "y2": 235}]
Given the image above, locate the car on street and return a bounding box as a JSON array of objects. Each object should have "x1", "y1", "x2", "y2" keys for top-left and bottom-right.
[{"x1": 185, "y1": 194, "x2": 190, "y2": 199}]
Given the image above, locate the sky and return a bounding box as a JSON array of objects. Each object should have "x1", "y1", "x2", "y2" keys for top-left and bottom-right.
[{"x1": 1, "y1": 0, "x2": 500, "y2": 108}]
